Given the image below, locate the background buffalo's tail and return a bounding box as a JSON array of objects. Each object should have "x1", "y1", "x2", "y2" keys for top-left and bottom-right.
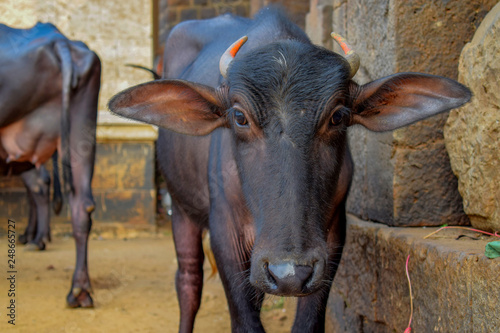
[
  {"x1": 202, "y1": 230, "x2": 218, "y2": 279},
  {"x1": 51, "y1": 151, "x2": 63, "y2": 215},
  {"x1": 54, "y1": 40, "x2": 74, "y2": 194}
]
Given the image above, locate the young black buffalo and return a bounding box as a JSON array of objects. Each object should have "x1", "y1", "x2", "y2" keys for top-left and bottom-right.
[{"x1": 109, "y1": 8, "x2": 470, "y2": 333}]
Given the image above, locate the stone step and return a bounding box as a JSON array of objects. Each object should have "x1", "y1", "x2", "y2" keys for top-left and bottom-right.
[{"x1": 327, "y1": 214, "x2": 499, "y2": 333}]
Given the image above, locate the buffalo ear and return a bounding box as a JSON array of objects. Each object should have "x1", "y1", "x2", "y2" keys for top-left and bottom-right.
[
  {"x1": 351, "y1": 73, "x2": 471, "y2": 132},
  {"x1": 108, "y1": 79, "x2": 227, "y2": 136}
]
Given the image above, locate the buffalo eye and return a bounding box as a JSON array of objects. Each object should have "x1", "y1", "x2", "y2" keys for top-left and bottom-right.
[
  {"x1": 234, "y1": 110, "x2": 249, "y2": 127},
  {"x1": 330, "y1": 109, "x2": 344, "y2": 126}
]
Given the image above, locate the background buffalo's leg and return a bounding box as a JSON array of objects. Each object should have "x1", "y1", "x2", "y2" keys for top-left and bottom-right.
[
  {"x1": 65, "y1": 129, "x2": 95, "y2": 308},
  {"x1": 51, "y1": 151, "x2": 63, "y2": 218},
  {"x1": 65, "y1": 56, "x2": 99, "y2": 308},
  {"x1": 66, "y1": 176, "x2": 94, "y2": 309},
  {"x1": 171, "y1": 204, "x2": 205, "y2": 333},
  {"x1": 65, "y1": 115, "x2": 96, "y2": 307},
  {"x1": 18, "y1": 171, "x2": 38, "y2": 245},
  {"x1": 20, "y1": 166, "x2": 50, "y2": 250}
]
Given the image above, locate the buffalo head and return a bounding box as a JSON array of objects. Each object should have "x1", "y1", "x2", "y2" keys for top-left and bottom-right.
[{"x1": 109, "y1": 35, "x2": 470, "y2": 297}]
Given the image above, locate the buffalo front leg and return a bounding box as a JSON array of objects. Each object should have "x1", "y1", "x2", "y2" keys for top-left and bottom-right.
[
  {"x1": 18, "y1": 182, "x2": 37, "y2": 245},
  {"x1": 19, "y1": 166, "x2": 51, "y2": 250},
  {"x1": 292, "y1": 211, "x2": 346, "y2": 332},
  {"x1": 291, "y1": 254, "x2": 342, "y2": 332},
  {"x1": 292, "y1": 287, "x2": 332, "y2": 333},
  {"x1": 171, "y1": 205, "x2": 205, "y2": 333},
  {"x1": 209, "y1": 216, "x2": 265, "y2": 332}
]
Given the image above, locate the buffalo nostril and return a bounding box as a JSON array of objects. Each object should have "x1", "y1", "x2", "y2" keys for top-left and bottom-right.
[
  {"x1": 267, "y1": 262, "x2": 294, "y2": 281},
  {"x1": 294, "y1": 265, "x2": 314, "y2": 284},
  {"x1": 266, "y1": 262, "x2": 314, "y2": 293}
]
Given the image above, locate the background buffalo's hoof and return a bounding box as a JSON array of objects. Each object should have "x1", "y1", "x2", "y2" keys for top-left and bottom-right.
[
  {"x1": 18, "y1": 234, "x2": 29, "y2": 244},
  {"x1": 67, "y1": 289, "x2": 94, "y2": 308},
  {"x1": 53, "y1": 198, "x2": 63, "y2": 215},
  {"x1": 25, "y1": 241, "x2": 46, "y2": 251}
]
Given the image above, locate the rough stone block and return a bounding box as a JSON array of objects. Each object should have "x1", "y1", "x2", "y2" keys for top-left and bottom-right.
[
  {"x1": 235, "y1": 4, "x2": 250, "y2": 17},
  {"x1": 345, "y1": 0, "x2": 395, "y2": 83},
  {"x1": 167, "y1": 0, "x2": 191, "y2": 6},
  {"x1": 92, "y1": 190, "x2": 156, "y2": 224},
  {"x1": 327, "y1": 215, "x2": 500, "y2": 332},
  {"x1": 180, "y1": 8, "x2": 199, "y2": 21},
  {"x1": 194, "y1": 0, "x2": 209, "y2": 6},
  {"x1": 347, "y1": 128, "x2": 394, "y2": 224},
  {"x1": 444, "y1": 3, "x2": 500, "y2": 233},
  {"x1": 392, "y1": 142, "x2": 469, "y2": 226},
  {"x1": 342, "y1": 0, "x2": 398, "y2": 225}
]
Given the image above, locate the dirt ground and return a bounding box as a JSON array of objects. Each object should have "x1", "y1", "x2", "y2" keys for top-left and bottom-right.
[{"x1": 0, "y1": 223, "x2": 296, "y2": 333}]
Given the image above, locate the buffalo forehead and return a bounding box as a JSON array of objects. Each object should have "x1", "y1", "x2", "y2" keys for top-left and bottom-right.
[{"x1": 228, "y1": 40, "x2": 350, "y2": 127}]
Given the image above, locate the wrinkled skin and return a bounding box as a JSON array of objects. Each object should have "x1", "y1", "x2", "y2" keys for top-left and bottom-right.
[
  {"x1": 0, "y1": 23, "x2": 101, "y2": 308},
  {"x1": 109, "y1": 8, "x2": 470, "y2": 332}
]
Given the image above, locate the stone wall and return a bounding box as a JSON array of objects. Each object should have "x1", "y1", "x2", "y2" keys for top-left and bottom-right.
[
  {"x1": 251, "y1": 0, "x2": 310, "y2": 29},
  {"x1": 324, "y1": 0, "x2": 497, "y2": 226},
  {"x1": 157, "y1": 0, "x2": 251, "y2": 56},
  {"x1": 445, "y1": 3, "x2": 500, "y2": 233},
  {"x1": 327, "y1": 215, "x2": 500, "y2": 332}
]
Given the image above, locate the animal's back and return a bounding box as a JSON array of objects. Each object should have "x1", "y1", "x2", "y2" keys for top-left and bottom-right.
[
  {"x1": 0, "y1": 23, "x2": 67, "y2": 127},
  {"x1": 0, "y1": 23, "x2": 99, "y2": 166}
]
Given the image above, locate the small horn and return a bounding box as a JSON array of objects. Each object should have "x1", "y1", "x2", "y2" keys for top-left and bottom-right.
[
  {"x1": 219, "y1": 36, "x2": 248, "y2": 78},
  {"x1": 331, "y1": 33, "x2": 360, "y2": 79}
]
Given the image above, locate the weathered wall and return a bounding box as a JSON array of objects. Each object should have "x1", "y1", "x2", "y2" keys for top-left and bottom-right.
[
  {"x1": 336, "y1": 0, "x2": 397, "y2": 225},
  {"x1": 251, "y1": 0, "x2": 310, "y2": 29},
  {"x1": 445, "y1": 3, "x2": 500, "y2": 233},
  {"x1": 157, "y1": 0, "x2": 251, "y2": 56}
]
